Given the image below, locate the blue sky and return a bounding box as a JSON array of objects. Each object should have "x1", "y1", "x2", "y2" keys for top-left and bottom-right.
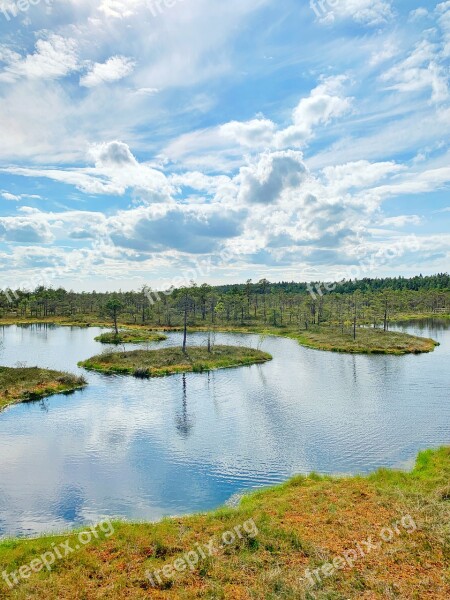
[{"x1": 0, "y1": 0, "x2": 449, "y2": 292}]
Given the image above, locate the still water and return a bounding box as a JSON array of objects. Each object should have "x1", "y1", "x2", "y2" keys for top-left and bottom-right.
[{"x1": 0, "y1": 320, "x2": 449, "y2": 537}]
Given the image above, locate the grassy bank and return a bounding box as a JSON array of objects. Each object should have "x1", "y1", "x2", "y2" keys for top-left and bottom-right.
[
  {"x1": 79, "y1": 345, "x2": 272, "y2": 378},
  {"x1": 94, "y1": 330, "x2": 167, "y2": 344},
  {"x1": 0, "y1": 446, "x2": 448, "y2": 598},
  {"x1": 392, "y1": 312, "x2": 450, "y2": 321},
  {"x1": 0, "y1": 367, "x2": 87, "y2": 412}
]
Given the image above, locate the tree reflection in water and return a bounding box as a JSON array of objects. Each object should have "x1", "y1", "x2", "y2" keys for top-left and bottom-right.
[{"x1": 175, "y1": 373, "x2": 194, "y2": 438}]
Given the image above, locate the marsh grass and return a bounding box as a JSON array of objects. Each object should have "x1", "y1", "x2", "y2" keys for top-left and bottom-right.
[
  {"x1": 154, "y1": 324, "x2": 438, "y2": 355},
  {"x1": 294, "y1": 326, "x2": 439, "y2": 355},
  {"x1": 79, "y1": 345, "x2": 272, "y2": 378},
  {"x1": 94, "y1": 330, "x2": 167, "y2": 344},
  {"x1": 0, "y1": 367, "x2": 87, "y2": 411}
]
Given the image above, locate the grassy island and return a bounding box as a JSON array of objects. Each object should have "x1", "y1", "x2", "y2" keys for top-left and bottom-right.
[
  {"x1": 292, "y1": 326, "x2": 439, "y2": 355},
  {"x1": 150, "y1": 324, "x2": 438, "y2": 356},
  {"x1": 0, "y1": 367, "x2": 87, "y2": 412},
  {"x1": 79, "y1": 345, "x2": 272, "y2": 378},
  {"x1": 0, "y1": 446, "x2": 448, "y2": 598},
  {"x1": 94, "y1": 330, "x2": 167, "y2": 344}
]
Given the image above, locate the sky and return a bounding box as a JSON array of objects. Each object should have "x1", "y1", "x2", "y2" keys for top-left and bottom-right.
[{"x1": 0, "y1": 0, "x2": 449, "y2": 293}]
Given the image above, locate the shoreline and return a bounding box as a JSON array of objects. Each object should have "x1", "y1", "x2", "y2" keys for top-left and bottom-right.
[
  {"x1": 1, "y1": 316, "x2": 445, "y2": 355},
  {"x1": 0, "y1": 446, "x2": 448, "y2": 598},
  {"x1": 0, "y1": 446, "x2": 434, "y2": 542}
]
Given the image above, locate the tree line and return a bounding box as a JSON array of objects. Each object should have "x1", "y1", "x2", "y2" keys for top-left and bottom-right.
[{"x1": 0, "y1": 275, "x2": 448, "y2": 335}]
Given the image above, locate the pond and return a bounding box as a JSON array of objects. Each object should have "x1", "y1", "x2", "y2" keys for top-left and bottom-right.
[{"x1": 0, "y1": 320, "x2": 449, "y2": 537}]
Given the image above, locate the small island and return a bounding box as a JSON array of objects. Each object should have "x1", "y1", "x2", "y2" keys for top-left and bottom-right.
[
  {"x1": 294, "y1": 326, "x2": 438, "y2": 355},
  {"x1": 79, "y1": 345, "x2": 272, "y2": 378},
  {"x1": 95, "y1": 330, "x2": 167, "y2": 344},
  {"x1": 0, "y1": 367, "x2": 87, "y2": 411}
]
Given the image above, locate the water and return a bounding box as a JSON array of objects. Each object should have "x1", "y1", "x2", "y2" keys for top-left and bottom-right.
[{"x1": 0, "y1": 320, "x2": 449, "y2": 537}]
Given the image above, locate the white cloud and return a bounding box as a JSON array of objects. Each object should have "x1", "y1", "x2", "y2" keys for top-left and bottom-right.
[
  {"x1": 408, "y1": 8, "x2": 429, "y2": 22},
  {"x1": 0, "y1": 0, "x2": 271, "y2": 163},
  {"x1": 0, "y1": 216, "x2": 54, "y2": 244},
  {"x1": 170, "y1": 171, "x2": 232, "y2": 195},
  {"x1": 1, "y1": 191, "x2": 20, "y2": 201},
  {"x1": 380, "y1": 215, "x2": 422, "y2": 227},
  {"x1": 108, "y1": 203, "x2": 244, "y2": 254},
  {"x1": 1, "y1": 191, "x2": 41, "y2": 201},
  {"x1": 370, "y1": 166, "x2": 450, "y2": 197},
  {"x1": 381, "y1": 40, "x2": 449, "y2": 102},
  {"x1": 187, "y1": 77, "x2": 354, "y2": 162},
  {"x1": 98, "y1": 0, "x2": 143, "y2": 19},
  {"x1": 369, "y1": 41, "x2": 398, "y2": 66},
  {"x1": 80, "y1": 56, "x2": 135, "y2": 88},
  {"x1": 313, "y1": 0, "x2": 393, "y2": 26},
  {"x1": 237, "y1": 150, "x2": 308, "y2": 205},
  {"x1": 437, "y1": 1, "x2": 450, "y2": 57},
  {"x1": 134, "y1": 87, "x2": 159, "y2": 96},
  {"x1": 275, "y1": 77, "x2": 352, "y2": 148},
  {"x1": 220, "y1": 118, "x2": 276, "y2": 148},
  {"x1": 2, "y1": 141, "x2": 174, "y2": 201},
  {"x1": 0, "y1": 35, "x2": 79, "y2": 83},
  {"x1": 89, "y1": 140, "x2": 138, "y2": 167},
  {"x1": 322, "y1": 160, "x2": 405, "y2": 192}
]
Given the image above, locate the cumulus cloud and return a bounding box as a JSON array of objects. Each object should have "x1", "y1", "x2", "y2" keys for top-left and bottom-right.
[
  {"x1": 87, "y1": 141, "x2": 173, "y2": 201},
  {"x1": 237, "y1": 150, "x2": 308, "y2": 205},
  {"x1": 0, "y1": 35, "x2": 79, "y2": 83},
  {"x1": 215, "y1": 78, "x2": 353, "y2": 153},
  {"x1": 0, "y1": 217, "x2": 53, "y2": 243},
  {"x1": 275, "y1": 77, "x2": 352, "y2": 148},
  {"x1": 89, "y1": 140, "x2": 138, "y2": 167},
  {"x1": 109, "y1": 204, "x2": 244, "y2": 254},
  {"x1": 4, "y1": 142, "x2": 173, "y2": 201},
  {"x1": 220, "y1": 118, "x2": 276, "y2": 148},
  {"x1": 80, "y1": 56, "x2": 135, "y2": 88}
]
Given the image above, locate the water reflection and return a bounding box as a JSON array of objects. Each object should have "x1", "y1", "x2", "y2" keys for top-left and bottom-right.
[{"x1": 175, "y1": 374, "x2": 194, "y2": 438}]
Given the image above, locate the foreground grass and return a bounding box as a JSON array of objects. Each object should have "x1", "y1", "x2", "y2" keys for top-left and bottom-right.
[
  {"x1": 0, "y1": 367, "x2": 87, "y2": 411},
  {"x1": 78, "y1": 345, "x2": 272, "y2": 378},
  {"x1": 94, "y1": 330, "x2": 167, "y2": 344},
  {"x1": 0, "y1": 447, "x2": 449, "y2": 598}
]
